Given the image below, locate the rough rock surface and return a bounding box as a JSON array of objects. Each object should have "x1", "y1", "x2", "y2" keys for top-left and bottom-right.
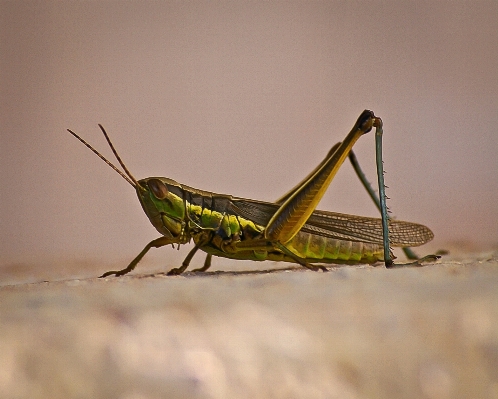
[{"x1": 1, "y1": 252, "x2": 497, "y2": 399}]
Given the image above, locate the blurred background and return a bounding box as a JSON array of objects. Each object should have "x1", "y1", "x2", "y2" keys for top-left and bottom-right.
[{"x1": 1, "y1": 1, "x2": 497, "y2": 277}]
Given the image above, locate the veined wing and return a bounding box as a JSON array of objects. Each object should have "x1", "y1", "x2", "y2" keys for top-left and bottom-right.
[
  {"x1": 304, "y1": 210, "x2": 433, "y2": 247},
  {"x1": 229, "y1": 198, "x2": 276, "y2": 226},
  {"x1": 230, "y1": 198, "x2": 433, "y2": 247}
]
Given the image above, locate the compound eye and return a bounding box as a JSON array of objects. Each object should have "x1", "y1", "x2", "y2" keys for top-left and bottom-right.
[{"x1": 147, "y1": 179, "x2": 169, "y2": 200}]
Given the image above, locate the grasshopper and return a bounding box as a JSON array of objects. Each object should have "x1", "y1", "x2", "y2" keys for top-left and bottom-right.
[{"x1": 68, "y1": 110, "x2": 436, "y2": 277}]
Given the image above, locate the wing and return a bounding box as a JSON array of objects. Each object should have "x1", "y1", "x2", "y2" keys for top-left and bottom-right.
[
  {"x1": 230, "y1": 198, "x2": 433, "y2": 247},
  {"x1": 304, "y1": 210, "x2": 433, "y2": 247}
]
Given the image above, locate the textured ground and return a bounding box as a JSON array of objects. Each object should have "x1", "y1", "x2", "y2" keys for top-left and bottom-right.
[{"x1": 1, "y1": 250, "x2": 497, "y2": 399}]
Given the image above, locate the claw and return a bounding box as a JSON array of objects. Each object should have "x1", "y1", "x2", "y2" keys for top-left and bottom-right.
[
  {"x1": 167, "y1": 267, "x2": 186, "y2": 276},
  {"x1": 99, "y1": 269, "x2": 130, "y2": 278},
  {"x1": 387, "y1": 254, "x2": 441, "y2": 268}
]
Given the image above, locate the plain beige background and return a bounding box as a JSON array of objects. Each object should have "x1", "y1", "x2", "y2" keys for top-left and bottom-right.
[{"x1": 1, "y1": 1, "x2": 497, "y2": 271}]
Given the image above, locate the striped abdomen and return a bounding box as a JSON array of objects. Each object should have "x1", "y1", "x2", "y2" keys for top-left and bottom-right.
[{"x1": 284, "y1": 231, "x2": 384, "y2": 264}]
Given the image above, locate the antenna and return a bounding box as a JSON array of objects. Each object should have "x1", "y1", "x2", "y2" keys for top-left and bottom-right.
[{"x1": 67, "y1": 125, "x2": 144, "y2": 191}]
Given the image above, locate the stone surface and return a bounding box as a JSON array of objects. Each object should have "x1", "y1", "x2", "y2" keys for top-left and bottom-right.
[{"x1": 1, "y1": 252, "x2": 497, "y2": 399}]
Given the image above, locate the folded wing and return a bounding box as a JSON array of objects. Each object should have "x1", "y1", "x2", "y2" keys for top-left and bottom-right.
[{"x1": 230, "y1": 198, "x2": 433, "y2": 247}]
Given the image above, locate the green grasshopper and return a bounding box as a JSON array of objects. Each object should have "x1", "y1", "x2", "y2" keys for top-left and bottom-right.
[{"x1": 68, "y1": 110, "x2": 435, "y2": 278}]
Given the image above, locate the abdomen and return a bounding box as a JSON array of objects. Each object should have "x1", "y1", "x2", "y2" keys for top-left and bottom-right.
[{"x1": 284, "y1": 231, "x2": 384, "y2": 264}]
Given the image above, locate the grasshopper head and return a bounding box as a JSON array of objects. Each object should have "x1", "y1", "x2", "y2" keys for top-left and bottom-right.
[{"x1": 136, "y1": 177, "x2": 186, "y2": 239}]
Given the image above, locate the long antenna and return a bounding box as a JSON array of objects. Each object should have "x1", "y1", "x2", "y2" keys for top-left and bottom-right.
[
  {"x1": 97, "y1": 124, "x2": 142, "y2": 189},
  {"x1": 67, "y1": 126, "x2": 143, "y2": 190}
]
